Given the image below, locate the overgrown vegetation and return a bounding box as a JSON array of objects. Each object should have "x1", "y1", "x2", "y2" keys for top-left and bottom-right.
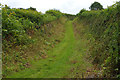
[
  {"x1": 2, "y1": 5, "x2": 64, "y2": 77},
  {"x1": 2, "y1": 6, "x2": 62, "y2": 44},
  {"x1": 1, "y1": 1, "x2": 119, "y2": 78},
  {"x1": 74, "y1": 2, "x2": 119, "y2": 77},
  {"x1": 63, "y1": 13, "x2": 76, "y2": 20}
]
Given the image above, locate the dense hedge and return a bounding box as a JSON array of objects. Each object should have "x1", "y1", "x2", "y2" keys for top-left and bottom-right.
[
  {"x1": 2, "y1": 6, "x2": 62, "y2": 45},
  {"x1": 45, "y1": 9, "x2": 62, "y2": 18},
  {"x1": 77, "y1": 2, "x2": 119, "y2": 77},
  {"x1": 2, "y1": 5, "x2": 64, "y2": 77},
  {"x1": 63, "y1": 13, "x2": 76, "y2": 20}
]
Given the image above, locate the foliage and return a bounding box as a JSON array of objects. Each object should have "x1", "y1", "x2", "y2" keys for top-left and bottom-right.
[
  {"x1": 42, "y1": 14, "x2": 57, "y2": 23},
  {"x1": 89, "y1": 1, "x2": 103, "y2": 10},
  {"x1": 63, "y1": 13, "x2": 76, "y2": 20},
  {"x1": 2, "y1": 6, "x2": 62, "y2": 45},
  {"x1": 2, "y1": 5, "x2": 63, "y2": 77},
  {"x1": 27, "y1": 7, "x2": 36, "y2": 11},
  {"x1": 5, "y1": 5, "x2": 10, "y2": 9},
  {"x1": 45, "y1": 9, "x2": 62, "y2": 18},
  {"x1": 76, "y1": 2, "x2": 119, "y2": 77},
  {"x1": 76, "y1": 8, "x2": 87, "y2": 16}
]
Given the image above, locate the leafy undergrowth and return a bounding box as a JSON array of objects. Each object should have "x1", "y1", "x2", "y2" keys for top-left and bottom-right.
[
  {"x1": 2, "y1": 5, "x2": 65, "y2": 77},
  {"x1": 2, "y1": 2, "x2": 119, "y2": 78},
  {"x1": 3, "y1": 17, "x2": 67, "y2": 77},
  {"x1": 6, "y1": 20, "x2": 72, "y2": 78},
  {"x1": 5, "y1": 20, "x2": 92, "y2": 78},
  {"x1": 73, "y1": 2, "x2": 119, "y2": 77},
  {"x1": 73, "y1": 20, "x2": 103, "y2": 78}
]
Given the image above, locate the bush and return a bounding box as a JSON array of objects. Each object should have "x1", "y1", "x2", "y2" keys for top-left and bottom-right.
[
  {"x1": 77, "y1": 2, "x2": 119, "y2": 77},
  {"x1": 77, "y1": 8, "x2": 87, "y2": 16},
  {"x1": 2, "y1": 5, "x2": 62, "y2": 46},
  {"x1": 45, "y1": 9, "x2": 62, "y2": 18}
]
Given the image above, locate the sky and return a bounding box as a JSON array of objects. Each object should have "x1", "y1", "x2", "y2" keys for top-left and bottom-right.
[{"x1": 0, "y1": 0, "x2": 119, "y2": 14}]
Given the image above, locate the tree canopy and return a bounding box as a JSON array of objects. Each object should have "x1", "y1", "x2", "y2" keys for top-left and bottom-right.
[
  {"x1": 27, "y1": 7, "x2": 36, "y2": 11},
  {"x1": 89, "y1": 2, "x2": 103, "y2": 10}
]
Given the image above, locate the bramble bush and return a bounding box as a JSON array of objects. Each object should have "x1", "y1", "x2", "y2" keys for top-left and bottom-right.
[
  {"x1": 2, "y1": 6, "x2": 62, "y2": 45},
  {"x1": 76, "y1": 2, "x2": 119, "y2": 77},
  {"x1": 2, "y1": 5, "x2": 64, "y2": 77}
]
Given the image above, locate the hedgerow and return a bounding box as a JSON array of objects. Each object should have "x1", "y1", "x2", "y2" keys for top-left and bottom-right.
[
  {"x1": 2, "y1": 5, "x2": 64, "y2": 77},
  {"x1": 2, "y1": 6, "x2": 62, "y2": 45},
  {"x1": 76, "y1": 2, "x2": 119, "y2": 77}
]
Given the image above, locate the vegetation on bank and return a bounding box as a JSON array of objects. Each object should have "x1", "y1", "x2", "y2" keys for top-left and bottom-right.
[
  {"x1": 2, "y1": 5, "x2": 62, "y2": 44},
  {"x1": 2, "y1": 5, "x2": 65, "y2": 77},
  {"x1": 74, "y1": 2, "x2": 119, "y2": 77},
  {"x1": 1, "y1": 1, "x2": 119, "y2": 78}
]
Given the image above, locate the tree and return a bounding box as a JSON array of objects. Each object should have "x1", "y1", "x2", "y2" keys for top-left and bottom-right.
[
  {"x1": 27, "y1": 7, "x2": 36, "y2": 11},
  {"x1": 89, "y1": 2, "x2": 103, "y2": 10},
  {"x1": 5, "y1": 5, "x2": 10, "y2": 9},
  {"x1": 76, "y1": 8, "x2": 87, "y2": 16}
]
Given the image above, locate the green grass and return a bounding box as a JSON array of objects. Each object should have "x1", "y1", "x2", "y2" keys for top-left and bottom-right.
[{"x1": 7, "y1": 20, "x2": 92, "y2": 78}]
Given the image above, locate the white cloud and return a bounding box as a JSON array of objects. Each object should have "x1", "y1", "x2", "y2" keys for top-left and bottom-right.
[{"x1": 0, "y1": 0, "x2": 119, "y2": 14}]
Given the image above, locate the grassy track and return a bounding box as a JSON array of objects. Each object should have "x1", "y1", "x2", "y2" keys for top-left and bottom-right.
[{"x1": 8, "y1": 20, "x2": 92, "y2": 78}]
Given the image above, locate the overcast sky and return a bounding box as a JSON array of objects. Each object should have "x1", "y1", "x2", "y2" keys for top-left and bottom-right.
[{"x1": 0, "y1": 0, "x2": 119, "y2": 14}]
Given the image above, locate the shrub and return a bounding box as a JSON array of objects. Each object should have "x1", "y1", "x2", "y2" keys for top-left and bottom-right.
[
  {"x1": 45, "y1": 9, "x2": 62, "y2": 18},
  {"x1": 76, "y1": 2, "x2": 119, "y2": 77}
]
